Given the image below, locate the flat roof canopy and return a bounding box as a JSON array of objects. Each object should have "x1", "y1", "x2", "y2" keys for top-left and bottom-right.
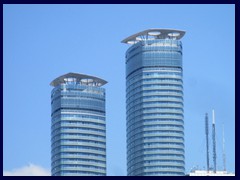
[
  {"x1": 50, "y1": 72, "x2": 107, "y2": 87},
  {"x1": 121, "y1": 28, "x2": 186, "y2": 44}
]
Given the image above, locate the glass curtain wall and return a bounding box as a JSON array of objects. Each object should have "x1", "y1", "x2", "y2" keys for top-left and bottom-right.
[
  {"x1": 50, "y1": 73, "x2": 107, "y2": 176},
  {"x1": 123, "y1": 29, "x2": 185, "y2": 176}
]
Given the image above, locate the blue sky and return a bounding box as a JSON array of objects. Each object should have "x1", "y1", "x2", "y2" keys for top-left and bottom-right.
[{"x1": 3, "y1": 4, "x2": 235, "y2": 175}]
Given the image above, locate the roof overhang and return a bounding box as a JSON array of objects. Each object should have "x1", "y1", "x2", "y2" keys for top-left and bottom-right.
[
  {"x1": 121, "y1": 28, "x2": 186, "y2": 44},
  {"x1": 50, "y1": 72, "x2": 107, "y2": 87}
]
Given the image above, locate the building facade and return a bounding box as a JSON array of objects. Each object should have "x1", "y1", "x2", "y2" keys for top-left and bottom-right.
[
  {"x1": 122, "y1": 29, "x2": 186, "y2": 176},
  {"x1": 50, "y1": 73, "x2": 107, "y2": 176}
]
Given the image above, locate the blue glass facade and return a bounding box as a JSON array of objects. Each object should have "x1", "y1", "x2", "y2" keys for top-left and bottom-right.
[
  {"x1": 50, "y1": 73, "x2": 107, "y2": 176},
  {"x1": 123, "y1": 29, "x2": 185, "y2": 176}
]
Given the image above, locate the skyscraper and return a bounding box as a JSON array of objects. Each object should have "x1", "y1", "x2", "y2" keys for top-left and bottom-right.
[
  {"x1": 122, "y1": 29, "x2": 186, "y2": 176},
  {"x1": 50, "y1": 73, "x2": 107, "y2": 176}
]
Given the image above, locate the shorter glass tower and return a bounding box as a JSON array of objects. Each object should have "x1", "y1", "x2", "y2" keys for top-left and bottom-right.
[{"x1": 50, "y1": 73, "x2": 107, "y2": 176}]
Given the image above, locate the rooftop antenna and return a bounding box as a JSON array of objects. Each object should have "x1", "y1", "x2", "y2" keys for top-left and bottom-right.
[
  {"x1": 222, "y1": 123, "x2": 226, "y2": 171},
  {"x1": 212, "y1": 109, "x2": 217, "y2": 173},
  {"x1": 205, "y1": 113, "x2": 210, "y2": 172}
]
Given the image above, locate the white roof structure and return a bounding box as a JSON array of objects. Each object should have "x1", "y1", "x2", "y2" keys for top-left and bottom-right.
[
  {"x1": 188, "y1": 170, "x2": 235, "y2": 176},
  {"x1": 50, "y1": 72, "x2": 107, "y2": 87},
  {"x1": 121, "y1": 28, "x2": 186, "y2": 44}
]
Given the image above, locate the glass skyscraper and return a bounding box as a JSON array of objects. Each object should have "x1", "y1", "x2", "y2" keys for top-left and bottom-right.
[
  {"x1": 50, "y1": 73, "x2": 107, "y2": 176},
  {"x1": 122, "y1": 29, "x2": 186, "y2": 176}
]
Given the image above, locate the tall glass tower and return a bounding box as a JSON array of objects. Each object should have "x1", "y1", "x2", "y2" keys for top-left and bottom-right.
[
  {"x1": 122, "y1": 29, "x2": 186, "y2": 176},
  {"x1": 50, "y1": 73, "x2": 107, "y2": 176}
]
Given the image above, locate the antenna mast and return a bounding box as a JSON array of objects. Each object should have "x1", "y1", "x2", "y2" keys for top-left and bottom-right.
[
  {"x1": 223, "y1": 124, "x2": 226, "y2": 171},
  {"x1": 205, "y1": 113, "x2": 210, "y2": 172},
  {"x1": 212, "y1": 110, "x2": 217, "y2": 173}
]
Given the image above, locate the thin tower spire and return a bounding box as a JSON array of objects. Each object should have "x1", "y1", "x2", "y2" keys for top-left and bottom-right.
[
  {"x1": 223, "y1": 123, "x2": 226, "y2": 171},
  {"x1": 212, "y1": 109, "x2": 217, "y2": 173},
  {"x1": 205, "y1": 113, "x2": 210, "y2": 172}
]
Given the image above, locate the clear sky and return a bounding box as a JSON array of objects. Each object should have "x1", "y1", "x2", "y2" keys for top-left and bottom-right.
[{"x1": 3, "y1": 4, "x2": 235, "y2": 176}]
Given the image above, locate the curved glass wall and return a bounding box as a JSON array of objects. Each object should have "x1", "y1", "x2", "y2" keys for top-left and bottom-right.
[
  {"x1": 125, "y1": 35, "x2": 185, "y2": 176},
  {"x1": 50, "y1": 73, "x2": 107, "y2": 176}
]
